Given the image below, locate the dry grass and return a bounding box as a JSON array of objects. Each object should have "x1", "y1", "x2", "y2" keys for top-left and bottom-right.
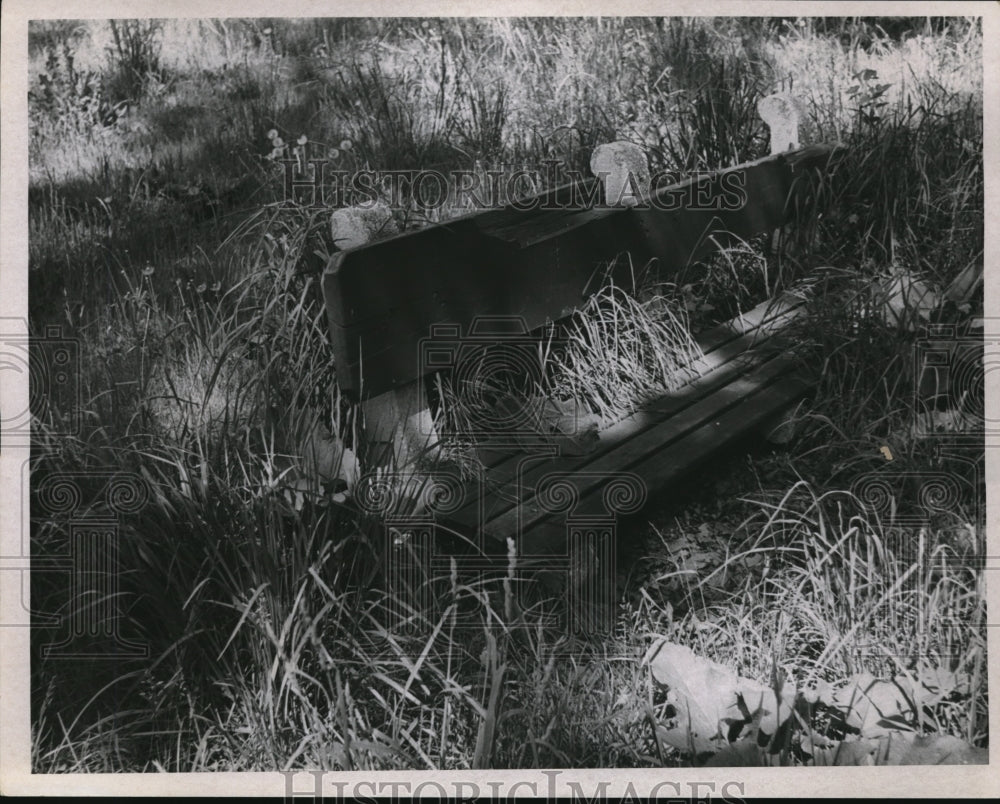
[{"x1": 28, "y1": 16, "x2": 984, "y2": 770}]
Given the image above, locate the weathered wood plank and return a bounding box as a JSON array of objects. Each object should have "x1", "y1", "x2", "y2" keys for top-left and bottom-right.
[
  {"x1": 322, "y1": 145, "x2": 839, "y2": 398},
  {"x1": 442, "y1": 353, "x2": 804, "y2": 542},
  {"x1": 491, "y1": 370, "x2": 812, "y2": 545},
  {"x1": 695, "y1": 294, "x2": 802, "y2": 354},
  {"x1": 442, "y1": 294, "x2": 806, "y2": 530},
  {"x1": 448, "y1": 343, "x2": 780, "y2": 531}
]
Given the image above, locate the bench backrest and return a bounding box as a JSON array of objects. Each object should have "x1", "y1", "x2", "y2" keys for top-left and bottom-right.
[{"x1": 321, "y1": 145, "x2": 840, "y2": 401}]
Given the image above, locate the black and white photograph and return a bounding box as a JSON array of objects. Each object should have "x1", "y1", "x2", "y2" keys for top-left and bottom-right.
[{"x1": 1, "y1": 0, "x2": 996, "y2": 795}]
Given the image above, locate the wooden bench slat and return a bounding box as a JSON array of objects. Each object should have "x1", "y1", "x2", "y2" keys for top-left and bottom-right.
[
  {"x1": 443, "y1": 352, "x2": 804, "y2": 542},
  {"x1": 465, "y1": 292, "x2": 806, "y2": 473},
  {"x1": 451, "y1": 344, "x2": 776, "y2": 529},
  {"x1": 441, "y1": 294, "x2": 807, "y2": 531},
  {"x1": 491, "y1": 370, "x2": 812, "y2": 547},
  {"x1": 693, "y1": 293, "x2": 804, "y2": 355},
  {"x1": 485, "y1": 353, "x2": 799, "y2": 531}
]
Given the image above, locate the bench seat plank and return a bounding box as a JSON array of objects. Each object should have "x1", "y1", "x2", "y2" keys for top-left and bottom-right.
[
  {"x1": 509, "y1": 372, "x2": 811, "y2": 554},
  {"x1": 446, "y1": 352, "x2": 806, "y2": 543},
  {"x1": 466, "y1": 292, "x2": 806, "y2": 474},
  {"x1": 438, "y1": 294, "x2": 811, "y2": 543}
]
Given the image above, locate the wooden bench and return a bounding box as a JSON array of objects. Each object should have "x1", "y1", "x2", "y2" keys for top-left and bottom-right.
[{"x1": 321, "y1": 106, "x2": 843, "y2": 629}]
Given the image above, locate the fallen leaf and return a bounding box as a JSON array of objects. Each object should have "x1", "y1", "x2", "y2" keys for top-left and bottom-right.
[
  {"x1": 703, "y1": 737, "x2": 769, "y2": 767},
  {"x1": 816, "y1": 733, "x2": 988, "y2": 766},
  {"x1": 298, "y1": 418, "x2": 360, "y2": 489},
  {"x1": 877, "y1": 268, "x2": 941, "y2": 331},
  {"x1": 811, "y1": 738, "x2": 879, "y2": 766},
  {"x1": 894, "y1": 663, "x2": 969, "y2": 709},
  {"x1": 829, "y1": 672, "x2": 916, "y2": 737},
  {"x1": 736, "y1": 676, "x2": 798, "y2": 738},
  {"x1": 645, "y1": 641, "x2": 737, "y2": 751},
  {"x1": 644, "y1": 640, "x2": 798, "y2": 753},
  {"x1": 890, "y1": 733, "x2": 987, "y2": 765}
]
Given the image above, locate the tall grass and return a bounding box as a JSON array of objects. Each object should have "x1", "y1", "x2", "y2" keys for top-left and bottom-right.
[
  {"x1": 642, "y1": 474, "x2": 987, "y2": 751},
  {"x1": 550, "y1": 272, "x2": 704, "y2": 427},
  {"x1": 28, "y1": 17, "x2": 985, "y2": 770}
]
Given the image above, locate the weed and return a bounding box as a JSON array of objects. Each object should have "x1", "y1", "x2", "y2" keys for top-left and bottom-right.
[{"x1": 27, "y1": 17, "x2": 985, "y2": 770}]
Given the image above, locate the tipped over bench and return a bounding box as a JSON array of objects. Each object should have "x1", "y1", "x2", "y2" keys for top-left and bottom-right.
[{"x1": 320, "y1": 112, "x2": 843, "y2": 630}]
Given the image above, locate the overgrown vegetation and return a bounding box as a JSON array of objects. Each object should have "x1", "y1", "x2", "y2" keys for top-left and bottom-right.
[{"x1": 28, "y1": 16, "x2": 984, "y2": 770}]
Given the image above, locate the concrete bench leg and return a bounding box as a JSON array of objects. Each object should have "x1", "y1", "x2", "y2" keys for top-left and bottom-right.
[
  {"x1": 362, "y1": 381, "x2": 439, "y2": 469},
  {"x1": 758, "y1": 92, "x2": 801, "y2": 155},
  {"x1": 758, "y1": 92, "x2": 811, "y2": 259}
]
